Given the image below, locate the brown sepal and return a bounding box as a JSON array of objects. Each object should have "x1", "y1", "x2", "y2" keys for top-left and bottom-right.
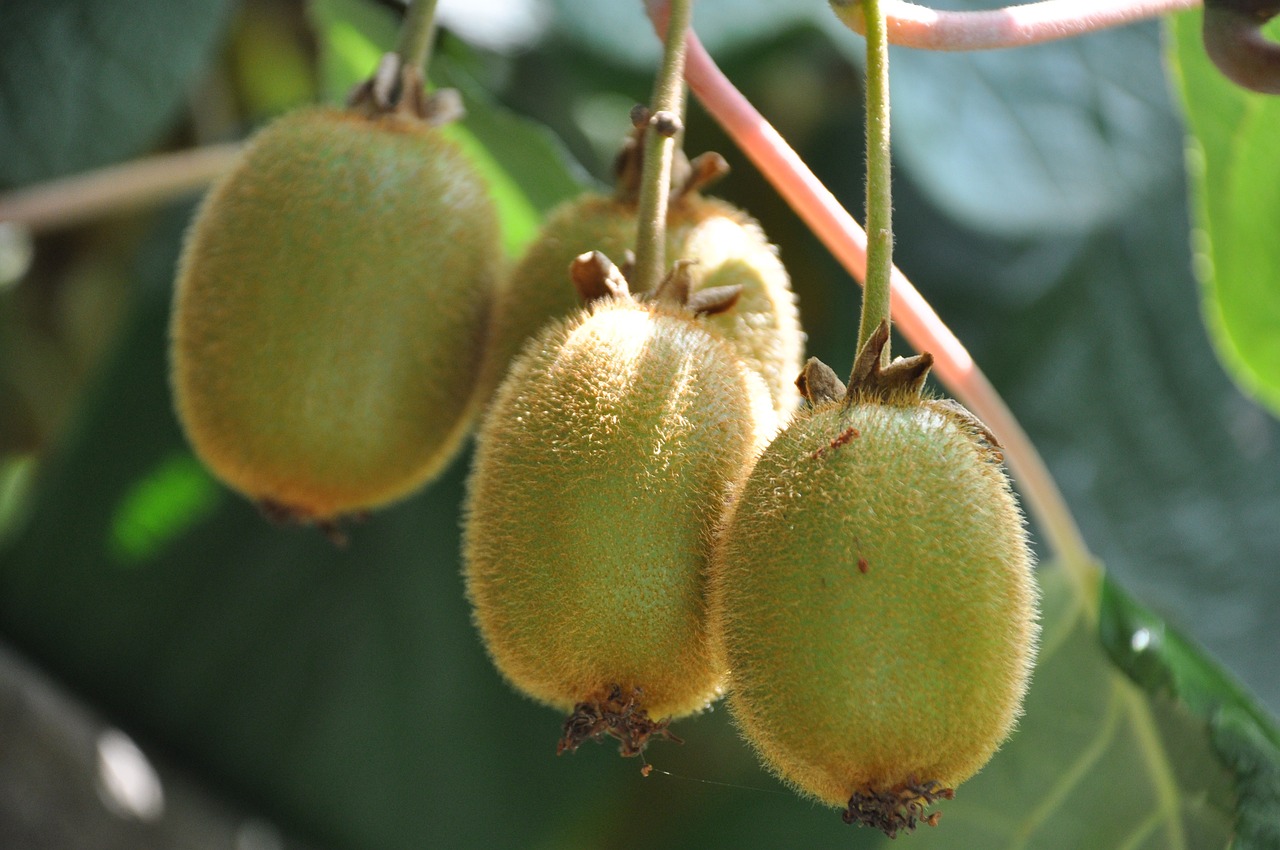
[
  {"x1": 687, "y1": 284, "x2": 743, "y2": 316},
  {"x1": 650, "y1": 259, "x2": 696, "y2": 305},
  {"x1": 346, "y1": 53, "x2": 463, "y2": 125},
  {"x1": 677, "y1": 151, "x2": 730, "y2": 199},
  {"x1": 845, "y1": 320, "x2": 933, "y2": 405},
  {"x1": 796, "y1": 358, "x2": 847, "y2": 405},
  {"x1": 570, "y1": 251, "x2": 631, "y2": 303},
  {"x1": 612, "y1": 112, "x2": 727, "y2": 204}
]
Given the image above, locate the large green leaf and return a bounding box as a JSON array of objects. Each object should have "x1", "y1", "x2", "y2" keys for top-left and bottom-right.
[
  {"x1": 545, "y1": 0, "x2": 1182, "y2": 238},
  {"x1": 829, "y1": 9, "x2": 1182, "y2": 237},
  {"x1": 547, "y1": 0, "x2": 818, "y2": 67},
  {"x1": 1168, "y1": 11, "x2": 1280, "y2": 418},
  {"x1": 1101, "y1": 579, "x2": 1280, "y2": 848},
  {"x1": 0, "y1": 0, "x2": 236, "y2": 189}
]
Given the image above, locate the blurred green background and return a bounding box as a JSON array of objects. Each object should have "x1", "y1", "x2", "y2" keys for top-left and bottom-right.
[{"x1": 2, "y1": 1, "x2": 1278, "y2": 848}]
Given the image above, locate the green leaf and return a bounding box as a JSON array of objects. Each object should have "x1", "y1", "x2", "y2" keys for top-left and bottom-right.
[
  {"x1": 861, "y1": 14, "x2": 1181, "y2": 236},
  {"x1": 0, "y1": 0, "x2": 236, "y2": 189},
  {"x1": 1168, "y1": 11, "x2": 1280, "y2": 418},
  {"x1": 307, "y1": 0, "x2": 399, "y2": 101},
  {"x1": 1101, "y1": 577, "x2": 1280, "y2": 848},
  {"x1": 433, "y1": 50, "x2": 589, "y2": 256},
  {"x1": 546, "y1": 0, "x2": 819, "y2": 68},
  {"x1": 307, "y1": 0, "x2": 586, "y2": 256}
]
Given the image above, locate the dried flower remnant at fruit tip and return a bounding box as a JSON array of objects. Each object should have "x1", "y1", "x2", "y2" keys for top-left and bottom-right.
[
  {"x1": 557, "y1": 685, "x2": 684, "y2": 760},
  {"x1": 843, "y1": 779, "x2": 955, "y2": 838}
]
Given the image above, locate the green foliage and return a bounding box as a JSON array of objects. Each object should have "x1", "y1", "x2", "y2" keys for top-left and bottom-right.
[
  {"x1": 2, "y1": 2, "x2": 1280, "y2": 848},
  {"x1": 883, "y1": 18, "x2": 1182, "y2": 236},
  {"x1": 1168, "y1": 12, "x2": 1280, "y2": 418},
  {"x1": 1101, "y1": 577, "x2": 1280, "y2": 848},
  {"x1": 0, "y1": 0, "x2": 236, "y2": 189}
]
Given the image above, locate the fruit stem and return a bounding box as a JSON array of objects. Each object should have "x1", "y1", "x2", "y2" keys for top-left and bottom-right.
[
  {"x1": 857, "y1": 0, "x2": 894, "y2": 365},
  {"x1": 632, "y1": 0, "x2": 694, "y2": 296},
  {"x1": 829, "y1": 0, "x2": 1201, "y2": 51},
  {"x1": 648, "y1": 11, "x2": 1098, "y2": 594},
  {"x1": 395, "y1": 0, "x2": 441, "y2": 72}
]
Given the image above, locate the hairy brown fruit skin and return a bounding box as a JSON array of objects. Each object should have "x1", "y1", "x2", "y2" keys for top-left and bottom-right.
[
  {"x1": 464, "y1": 295, "x2": 776, "y2": 722},
  {"x1": 171, "y1": 107, "x2": 500, "y2": 521},
  {"x1": 712, "y1": 396, "x2": 1037, "y2": 814},
  {"x1": 480, "y1": 193, "x2": 804, "y2": 418}
]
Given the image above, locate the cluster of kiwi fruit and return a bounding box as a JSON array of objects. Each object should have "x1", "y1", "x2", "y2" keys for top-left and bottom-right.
[{"x1": 169, "y1": 38, "x2": 1037, "y2": 837}]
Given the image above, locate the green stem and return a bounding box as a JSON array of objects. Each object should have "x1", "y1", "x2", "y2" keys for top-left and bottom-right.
[
  {"x1": 856, "y1": 0, "x2": 893, "y2": 363},
  {"x1": 632, "y1": 0, "x2": 694, "y2": 296},
  {"x1": 395, "y1": 0, "x2": 441, "y2": 72}
]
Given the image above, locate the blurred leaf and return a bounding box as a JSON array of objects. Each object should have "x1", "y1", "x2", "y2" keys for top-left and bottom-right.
[
  {"x1": 0, "y1": 0, "x2": 236, "y2": 189},
  {"x1": 107, "y1": 453, "x2": 222, "y2": 566},
  {"x1": 308, "y1": 0, "x2": 399, "y2": 100},
  {"x1": 1168, "y1": 12, "x2": 1280, "y2": 418},
  {"x1": 851, "y1": 10, "x2": 1181, "y2": 236},
  {"x1": 548, "y1": 0, "x2": 1181, "y2": 237},
  {"x1": 229, "y1": 2, "x2": 319, "y2": 118},
  {"x1": 1101, "y1": 578, "x2": 1280, "y2": 848},
  {"x1": 434, "y1": 50, "x2": 589, "y2": 256},
  {"x1": 308, "y1": 0, "x2": 586, "y2": 255},
  {"x1": 547, "y1": 0, "x2": 819, "y2": 68}
]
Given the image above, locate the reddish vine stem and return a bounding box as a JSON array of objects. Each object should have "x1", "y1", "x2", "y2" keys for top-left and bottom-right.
[
  {"x1": 831, "y1": 0, "x2": 1202, "y2": 51},
  {"x1": 645, "y1": 3, "x2": 1095, "y2": 586}
]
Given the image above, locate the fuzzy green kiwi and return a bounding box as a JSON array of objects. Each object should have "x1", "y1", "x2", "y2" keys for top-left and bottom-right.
[
  {"x1": 479, "y1": 142, "x2": 803, "y2": 419},
  {"x1": 464, "y1": 278, "x2": 776, "y2": 755},
  {"x1": 711, "y1": 324, "x2": 1038, "y2": 835},
  {"x1": 171, "y1": 103, "x2": 500, "y2": 529}
]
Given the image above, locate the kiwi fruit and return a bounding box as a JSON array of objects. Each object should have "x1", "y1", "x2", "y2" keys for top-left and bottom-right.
[
  {"x1": 464, "y1": 267, "x2": 776, "y2": 756},
  {"x1": 171, "y1": 100, "x2": 500, "y2": 530},
  {"x1": 711, "y1": 323, "x2": 1038, "y2": 835},
  {"x1": 480, "y1": 137, "x2": 804, "y2": 419}
]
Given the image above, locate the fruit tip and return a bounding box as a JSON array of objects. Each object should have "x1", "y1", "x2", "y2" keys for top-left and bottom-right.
[
  {"x1": 556, "y1": 685, "x2": 684, "y2": 758},
  {"x1": 841, "y1": 779, "x2": 955, "y2": 838}
]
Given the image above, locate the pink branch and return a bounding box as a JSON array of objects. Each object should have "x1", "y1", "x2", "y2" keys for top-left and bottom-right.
[
  {"x1": 646, "y1": 2, "x2": 1093, "y2": 572},
  {"x1": 833, "y1": 0, "x2": 1202, "y2": 51}
]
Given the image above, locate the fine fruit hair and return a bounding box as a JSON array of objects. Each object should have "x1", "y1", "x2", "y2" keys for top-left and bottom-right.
[
  {"x1": 464, "y1": 270, "x2": 777, "y2": 756},
  {"x1": 711, "y1": 323, "x2": 1038, "y2": 835},
  {"x1": 171, "y1": 99, "x2": 500, "y2": 533}
]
